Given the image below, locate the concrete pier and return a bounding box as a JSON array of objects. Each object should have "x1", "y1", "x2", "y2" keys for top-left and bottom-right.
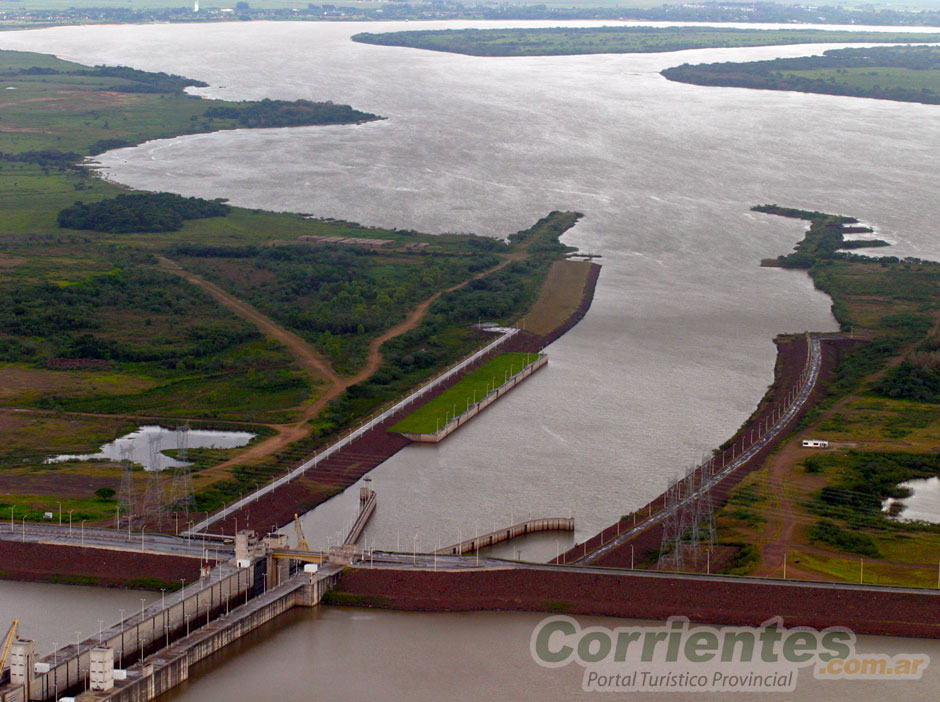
[
  {"x1": 81, "y1": 566, "x2": 341, "y2": 702},
  {"x1": 0, "y1": 565, "x2": 342, "y2": 702},
  {"x1": 435, "y1": 517, "x2": 575, "y2": 556},
  {"x1": 0, "y1": 563, "x2": 259, "y2": 702},
  {"x1": 344, "y1": 486, "x2": 377, "y2": 547}
]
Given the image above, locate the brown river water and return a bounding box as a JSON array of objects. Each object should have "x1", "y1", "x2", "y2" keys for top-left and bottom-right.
[{"x1": 1, "y1": 19, "x2": 940, "y2": 700}]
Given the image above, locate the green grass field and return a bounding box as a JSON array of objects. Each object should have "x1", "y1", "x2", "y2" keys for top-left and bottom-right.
[
  {"x1": 779, "y1": 67, "x2": 940, "y2": 94},
  {"x1": 391, "y1": 352, "x2": 543, "y2": 434},
  {"x1": 664, "y1": 46, "x2": 940, "y2": 106}
]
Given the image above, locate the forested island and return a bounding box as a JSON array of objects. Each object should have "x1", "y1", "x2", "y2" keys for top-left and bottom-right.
[
  {"x1": 662, "y1": 46, "x2": 940, "y2": 105},
  {"x1": 351, "y1": 27, "x2": 940, "y2": 57}
]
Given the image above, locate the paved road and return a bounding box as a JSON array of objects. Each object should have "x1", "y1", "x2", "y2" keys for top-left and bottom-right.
[
  {"x1": 573, "y1": 335, "x2": 822, "y2": 565},
  {"x1": 0, "y1": 522, "x2": 233, "y2": 560},
  {"x1": 185, "y1": 326, "x2": 520, "y2": 535}
]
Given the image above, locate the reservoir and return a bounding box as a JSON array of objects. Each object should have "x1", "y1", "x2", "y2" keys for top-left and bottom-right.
[{"x1": 1, "y1": 19, "x2": 939, "y2": 699}]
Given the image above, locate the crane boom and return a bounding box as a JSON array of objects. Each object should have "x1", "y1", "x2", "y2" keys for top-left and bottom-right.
[
  {"x1": 0, "y1": 619, "x2": 19, "y2": 675},
  {"x1": 293, "y1": 514, "x2": 310, "y2": 551}
]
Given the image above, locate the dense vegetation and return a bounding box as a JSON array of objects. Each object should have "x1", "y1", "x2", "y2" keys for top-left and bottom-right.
[
  {"x1": 203, "y1": 99, "x2": 378, "y2": 128},
  {"x1": 352, "y1": 27, "x2": 940, "y2": 58},
  {"x1": 2, "y1": 62, "x2": 207, "y2": 93},
  {"x1": 0, "y1": 268, "x2": 255, "y2": 363},
  {"x1": 58, "y1": 193, "x2": 230, "y2": 233},
  {"x1": 173, "y1": 242, "x2": 500, "y2": 374},
  {"x1": 663, "y1": 46, "x2": 940, "y2": 106},
  {"x1": 754, "y1": 204, "x2": 888, "y2": 269},
  {"x1": 875, "y1": 340, "x2": 940, "y2": 403},
  {"x1": 808, "y1": 451, "x2": 940, "y2": 521},
  {"x1": 807, "y1": 520, "x2": 881, "y2": 557}
]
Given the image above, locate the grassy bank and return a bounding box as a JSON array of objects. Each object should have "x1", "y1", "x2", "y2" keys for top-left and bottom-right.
[
  {"x1": 663, "y1": 46, "x2": 940, "y2": 106},
  {"x1": 391, "y1": 352, "x2": 543, "y2": 434},
  {"x1": 715, "y1": 206, "x2": 940, "y2": 586}
]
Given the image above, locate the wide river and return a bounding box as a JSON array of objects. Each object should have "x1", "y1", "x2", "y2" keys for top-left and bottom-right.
[{"x1": 2, "y1": 19, "x2": 940, "y2": 700}]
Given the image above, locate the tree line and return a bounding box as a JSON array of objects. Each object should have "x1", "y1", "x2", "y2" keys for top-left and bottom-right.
[{"x1": 58, "y1": 193, "x2": 230, "y2": 233}]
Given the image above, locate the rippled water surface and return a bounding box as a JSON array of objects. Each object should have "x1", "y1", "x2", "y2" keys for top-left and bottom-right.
[{"x1": 1, "y1": 19, "x2": 939, "y2": 700}]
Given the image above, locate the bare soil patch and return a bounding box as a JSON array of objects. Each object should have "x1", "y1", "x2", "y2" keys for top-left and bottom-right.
[{"x1": 519, "y1": 259, "x2": 593, "y2": 336}]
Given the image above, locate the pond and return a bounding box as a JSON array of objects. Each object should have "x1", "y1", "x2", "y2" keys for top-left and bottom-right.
[
  {"x1": 883, "y1": 476, "x2": 940, "y2": 524},
  {"x1": 46, "y1": 425, "x2": 255, "y2": 471}
]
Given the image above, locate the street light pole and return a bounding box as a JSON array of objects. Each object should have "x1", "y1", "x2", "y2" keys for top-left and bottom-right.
[
  {"x1": 118, "y1": 610, "x2": 125, "y2": 668},
  {"x1": 138, "y1": 598, "x2": 146, "y2": 660},
  {"x1": 52, "y1": 643, "x2": 57, "y2": 702},
  {"x1": 162, "y1": 588, "x2": 168, "y2": 647}
]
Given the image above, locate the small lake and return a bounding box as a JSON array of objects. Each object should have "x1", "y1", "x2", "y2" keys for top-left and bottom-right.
[
  {"x1": 47, "y1": 425, "x2": 255, "y2": 471},
  {"x1": 883, "y1": 476, "x2": 940, "y2": 524}
]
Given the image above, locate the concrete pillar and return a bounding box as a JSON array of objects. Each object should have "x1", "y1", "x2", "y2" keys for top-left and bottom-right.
[
  {"x1": 10, "y1": 639, "x2": 37, "y2": 700},
  {"x1": 89, "y1": 647, "x2": 114, "y2": 692},
  {"x1": 235, "y1": 530, "x2": 257, "y2": 563}
]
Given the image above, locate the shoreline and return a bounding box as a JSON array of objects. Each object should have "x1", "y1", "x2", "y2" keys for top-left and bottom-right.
[
  {"x1": 0, "y1": 262, "x2": 600, "y2": 588},
  {"x1": 209, "y1": 261, "x2": 602, "y2": 536},
  {"x1": 555, "y1": 332, "x2": 861, "y2": 569}
]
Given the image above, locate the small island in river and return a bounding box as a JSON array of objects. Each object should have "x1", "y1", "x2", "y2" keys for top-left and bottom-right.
[
  {"x1": 662, "y1": 45, "x2": 940, "y2": 106},
  {"x1": 352, "y1": 26, "x2": 940, "y2": 57}
]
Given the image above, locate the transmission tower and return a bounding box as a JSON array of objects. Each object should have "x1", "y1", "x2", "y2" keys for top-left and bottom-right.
[
  {"x1": 117, "y1": 443, "x2": 136, "y2": 527},
  {"x1": 168, "y1": 424, "x2": 195, "y2": 524},
  {"x1": 658, "y1": 475, "x2": 685, "y2": 571},
  {"x1": 697, "y1": 459, "x2": 716, "y2": 552},
  {"x1": 140, "y1": 434, "x2": 167, "y2": 531}
]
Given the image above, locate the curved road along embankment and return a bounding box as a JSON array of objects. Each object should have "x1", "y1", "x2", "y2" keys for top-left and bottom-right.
[{"x1": 572, "y1": 334, "x2": 822, "y2": 565}]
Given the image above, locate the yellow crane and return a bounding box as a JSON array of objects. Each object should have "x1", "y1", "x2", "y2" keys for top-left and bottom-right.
[
  {"x1": 293, "y1": 514, "x2": 310, "y2": 552},
  {"x1": 0, "y1": 619, "x2": 19, "y2": 675}
]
